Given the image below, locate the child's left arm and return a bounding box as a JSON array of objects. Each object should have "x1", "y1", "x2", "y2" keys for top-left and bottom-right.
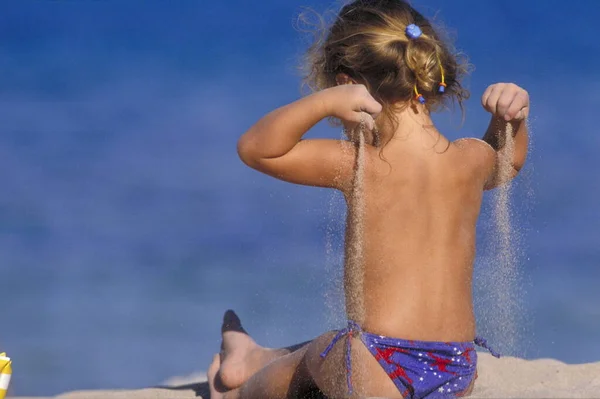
[{"x1": 237, "y1": 85, "x2": 382, "y2": 192}]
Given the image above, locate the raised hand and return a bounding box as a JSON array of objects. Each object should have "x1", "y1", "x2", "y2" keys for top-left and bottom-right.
[
  {"x1": 323, "y1": 84, "x2": 383, "y2": 131},
  {"x1": 481, "y1": 83, "x2": 529, "y2": 122}
]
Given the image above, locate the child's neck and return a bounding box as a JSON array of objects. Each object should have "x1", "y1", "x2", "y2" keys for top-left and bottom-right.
[{"x1": 378, "y1": 104, "x2": 437, "y2": 146}]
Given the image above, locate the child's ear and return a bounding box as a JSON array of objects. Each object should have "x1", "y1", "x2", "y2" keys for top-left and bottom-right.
[{"x1": 335, "y1": 73, "x2": 356, "y2": 86}]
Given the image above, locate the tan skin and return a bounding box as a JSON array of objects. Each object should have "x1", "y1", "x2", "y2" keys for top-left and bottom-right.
[{"x1": 207, "y1": 79, "x2": 529, "y2": 399}]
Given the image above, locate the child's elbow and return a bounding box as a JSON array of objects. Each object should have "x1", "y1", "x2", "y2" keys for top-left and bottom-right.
[
  {"x1": 513, "y1": 161, "x2": 525, "y2": 174},
  {"x1": 512, "y1": 147, "x2": 528, "y2": 173},
  {"x1": 237, "y1": 134, "x2": 259, "y2": 168}
]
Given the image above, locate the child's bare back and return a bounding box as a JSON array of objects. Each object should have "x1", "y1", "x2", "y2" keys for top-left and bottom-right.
[{"x1": 354, "y1": 126, "x2": 491, "y2": 342}]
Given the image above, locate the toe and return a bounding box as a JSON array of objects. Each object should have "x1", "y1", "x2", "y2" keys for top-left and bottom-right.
[
  {"x1": 208, "y1": 354, "x2": 221, "y2": 378},
  {"x1": 222, "y1": 310, "x2": 247, "y2": 334},
  {"x1": 208, "y1": 354, "x2": 225, "y2": 399}
]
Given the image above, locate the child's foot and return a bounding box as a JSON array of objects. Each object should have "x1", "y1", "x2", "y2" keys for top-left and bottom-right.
[
  {"x1": 208, "y1": 354, "x2": 225, "y2": 399},
  {"x1": 219, "y1": 309, "x2": 279, "y2": 389},
  {"x1": 218, "y1": 309, "x2": 259, "y2": 389}
]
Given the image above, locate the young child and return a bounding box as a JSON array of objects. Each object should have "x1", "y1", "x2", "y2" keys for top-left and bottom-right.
[{"x1": 208, "y1": 0, "x2": 529, "y2": 398}]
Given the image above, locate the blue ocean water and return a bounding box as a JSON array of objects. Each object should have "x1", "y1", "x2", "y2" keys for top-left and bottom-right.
[{"x1": 1, "y1": 0, "x2": 599, "y2": 396}]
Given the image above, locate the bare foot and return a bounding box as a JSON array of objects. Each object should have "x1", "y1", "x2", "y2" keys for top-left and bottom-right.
[
  {"x1": 218, "y1": 309, "x2": 285, "y2": 389},
  {"x1": 208, "y1": 354, "x2": 224, "y2": 399}
]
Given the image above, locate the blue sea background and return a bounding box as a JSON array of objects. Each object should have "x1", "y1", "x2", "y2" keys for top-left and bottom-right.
[{"x1": 1, "y1": 0, "x2": 599, "y2": 396}]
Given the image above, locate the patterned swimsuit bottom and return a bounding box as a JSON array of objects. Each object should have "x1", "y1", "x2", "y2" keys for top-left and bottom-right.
[{"x1": 320, "y1": 321, "x2": 500, "y2": 399}]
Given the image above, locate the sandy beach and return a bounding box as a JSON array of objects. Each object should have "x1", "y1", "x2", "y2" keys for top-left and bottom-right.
[{"x1": 10, "y1": 353, "x2": 600, "y2": 399}]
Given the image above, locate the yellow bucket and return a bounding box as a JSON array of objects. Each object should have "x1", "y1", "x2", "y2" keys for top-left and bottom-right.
[{"x1": 0, "y1": 353, "x2": 11, "y2": 399}]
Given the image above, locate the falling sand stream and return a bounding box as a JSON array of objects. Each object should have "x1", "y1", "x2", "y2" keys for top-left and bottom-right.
[
  {"x1": 324, "y1": 119, "x2": 368, "y2": 328},
  {"x1": 481, "y1": 122, "x2": 524, "y2": 354},
  {"x1": 343, "y1": 121, "x2": 367, "y2": 326}
]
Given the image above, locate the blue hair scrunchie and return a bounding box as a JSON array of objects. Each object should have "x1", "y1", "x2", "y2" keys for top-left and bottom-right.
[{"x1": 405, "y1": 24, "x2": 422, "y2": 40}]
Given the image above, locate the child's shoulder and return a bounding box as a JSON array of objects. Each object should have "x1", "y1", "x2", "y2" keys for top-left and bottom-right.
[
  {"x1": 453, "y1": 137, "x2": 495, "y2": 156},
  {"x1": 451, "y1": 137, "x2": 497, "y2": 178}
]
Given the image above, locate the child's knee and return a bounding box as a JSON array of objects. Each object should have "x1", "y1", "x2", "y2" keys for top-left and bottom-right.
[{"x1": 304, "y1": 332, "x2": 349, "y2": 398}]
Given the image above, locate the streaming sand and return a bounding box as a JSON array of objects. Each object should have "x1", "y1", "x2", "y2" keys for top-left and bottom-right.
[
  {"x1": 323, "y1": 127, "x2": 351, "y2": 329},
  {"x1": 343, "y1": 120, "x2": 367, "y2": 325},
  {"x1": 490, "y1": 123, "x2": 521, "y2": 353},
  {"x1": 324, "y1": 185, "x2": 347, "y2": 329},
  {"x1": 476, "y1": 122, "x2": 527, "y2": 355}
]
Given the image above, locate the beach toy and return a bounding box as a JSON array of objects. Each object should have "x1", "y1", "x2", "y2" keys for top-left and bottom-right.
[{"x1": 0, "y1": 353, "x2": 11, "y2": 399}]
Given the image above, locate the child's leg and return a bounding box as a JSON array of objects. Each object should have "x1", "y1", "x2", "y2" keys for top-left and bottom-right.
[
  {"x1": 209, "y1": 343, "x2": 318, "y2": 399},
  {"x1": 213, "y1": 323, "x2": 403, "y2": 399},
  {"x1": 219, "y1": 310, "x2": 312, "y2": 389}
]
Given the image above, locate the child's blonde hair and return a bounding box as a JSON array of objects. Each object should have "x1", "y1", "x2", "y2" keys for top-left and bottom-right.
[{"x1": 303, "y1": 0, "x2": 470, "y2": 123}]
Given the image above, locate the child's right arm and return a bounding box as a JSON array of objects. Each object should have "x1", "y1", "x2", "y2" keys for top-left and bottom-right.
[
  {"x1": 479, "y1": 83, "x2": 530, "y2": 190},
  {"x1": 237, "y1": 84, "x2": 382, "y2": 191}
]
